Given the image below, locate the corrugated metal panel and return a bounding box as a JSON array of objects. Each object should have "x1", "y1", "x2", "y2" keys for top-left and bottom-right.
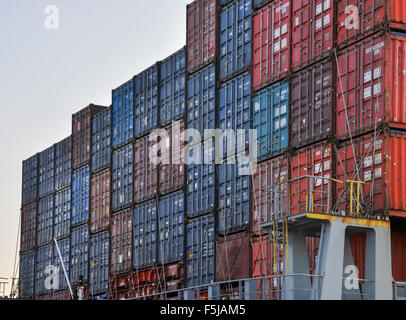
[
  {"x1": 92, "y1": 108, "x2": 111, "y2": 173},
  {"x1": 185, "y1": 215, "x2": 215, "y2": 287},
  {"x1": 134, "y1": 65, "x2": 159, "y2": 138},
  {"x1": 70, "y1": 224, "x2": 89, "y2": 285},
  {"x1": 36, "y1": 289, "x2": 71, "y2": 300},
  {"x1": 392, "y1": 231, "x2": 406, "y2": 282},
  {"x1": 90, "y1": 169, "x2": 111, "y2": 234},
  {"x1": 187, "y1": 64, "x2": 216, "y2": 136},
  {"x1": 252, "y1": 0, "x2": 273, "y2": 10},
  {"x1": 112, "y1": 79, "x2": 134, "y2": 149},
  {"x1": 252, "y1": 0, "x2": 291, "y2": 91},
  {"x1": 71, "y1": 165, "x2": 90, "y2": 226},
  {"x1": 54, "y1": 187, "x2": 71, "y2": 240},
  {"x1": 89, "y1": 231, "x2": 110, "y2": 295},
  {"x1": 292, "y1": 0, "x2": 333, "y2": 71},
  {"x1": 35, "y1": 244, "x2": 53, "y2": 296},
  {"x1": 21, "y1": 202, "x2": 36, "y2": 252},
  {"x1": 133, "y1": 200, "x2": 158, "y2": 269},
  {"x1": 291, "y1": 59, "x2": 333, "y2": 148},
  {"x1": 160, "y1": 48, "x2": 186, "y2": 126},
  {"x1": 53, "y1": 237, "x2": 70, "y2": 290},
  {"x1": 111, "y1": 209, "x2": 133, "y2": 275},
  {"x1": 37, "y1": 195, "x2": 54, "y2": 247},
  {"x1": 111, "y1": 144, "x2": 133, "y2": 212},
  {"x1": 134, "y1": 136, "x2": 158, "y2": 203},
  {"x1": 219, "y1": 0, "x2": 251, "y2": 81},
  {"x1": 251, "y1": 235, "x2": 283, "y2": 278},
  {"x1": 158, "y1": 191, "x2": 184, "y2": 264},
  {"x1": 336, "y1": 32, "x2": 406, "y2": 140},
  {"x1": 216, "y1": 232, "x2": 250, "y2": 281},
  {"x1": 22, "y1": 154, "x2": 38, "y2": 205},
  {"x1": 19, "y1": 250, "x2": 35, "y2": 298},
  {"x1": 252, "y1": 81, "x2": 289, "y2": 160},
  {"x1": 306, "y1": 236, "x2": 320, "y2": 275},
  {"x1": 252, "y1": 155, "x2": 289, "y2": 234},
  {"x1": 38, "y1": 145, "x2": 55, "y2": 198},
  {"x1": 349, "y1": 232, "x2": 366, "y2": 282},
  {"x1": 186, "y1": 0, "x2": 217, "y2": 74},
  {"x1": 55, "y1": 136, "x2": 72, "y2": 191}
]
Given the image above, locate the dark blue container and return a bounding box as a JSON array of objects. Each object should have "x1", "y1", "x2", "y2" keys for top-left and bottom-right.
[
  {"x1": 92, "y1": 108, "x2": 111, "y2": 173},
  {"x1": 217, "y1": 161, "x2": 250, "y2": 234},
  {"x1": 158, "y1": 191, "x2": 184, "y2": 264},
  {"x1": 134, "y1": 64, "x2": 159, "y2": 138},
  {"x1": 186, "y1": 65, "x2": 216, "y2": 139},
  {"x1": 70, "y1": 224, "x2": 89, "y2": 285},
  {"x1": 55, "y1": 136, "x2": 72, "y2": 191},
  {"x1": 89, "y1": 231, "x2": 109, "y2": 295},
  {"x1": 185, "y1": 214, "x2": 215, "y2": 288},
  {"x1": 19, "y1": 250, "x2": 35, "y2": 298},
  {"x1": 219, "y1": 0, "x2": 251, "y2": 81},
  {"x1": 22, "y1": 155, "x2": 38, "y2": 205},
  {"x1": 252, "y1": 81, "x2": 289, "y2": 160},
  {"x1": 133, "y1": 200, "x2": 157, "y2": 269},
  {"x1": 93, "y1": 293, "x2": 108, "y2": 300},
  {"x1": 160, "y1": 48, "x2": 186, "y2": 126},
  {"x1": 35, "y1": 244, "x2": 53, "y2": 296},
  {"x1": 54, "y1": 187, "x2": 71, "y2": 240},
  {"x1": 71, "y1": 165, "x2": 90, "y2": 226},
  {"x1": 37, "y1": 195, "x2": 54, "y2": 247},
  {"x1": 53, "y1": 237, "x2": 70, "y2": 291},
  {"x1": 111, "y1": 144, "x2": 133, "y2": 212},
  {"x1": 112, "y1": 79, "x2": 134, "y2": 149},
  {"x1": 252, "y1": 0, "x2": 272, "y2": 9},
  {"x1": 38, "y1": 145, "x2": 55, "y2": 198}
]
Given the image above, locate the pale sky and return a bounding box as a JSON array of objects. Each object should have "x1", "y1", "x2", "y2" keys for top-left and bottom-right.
[{"x1": 0, "y1": 0, "x2": 191, "y2": 296}]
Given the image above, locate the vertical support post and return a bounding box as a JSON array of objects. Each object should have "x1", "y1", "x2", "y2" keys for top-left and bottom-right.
[
  {"x1": 208, "y1": 285, "x2": 220, "y2": 300},
  {"x1": 244, "y1": 280, "x2": 258, "y2": 300}
]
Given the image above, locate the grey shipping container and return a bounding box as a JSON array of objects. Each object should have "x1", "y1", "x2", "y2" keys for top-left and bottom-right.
[
  {"x1": 35, "y1": 244, "x2": 53, "y2": 296},
  {"x1": 71, "y1": 165, "x2": 90, "y2": 226},
  {"x1": 53, "y1": 237, "x2": 70, "y2": 291},
  {"x1": 92, "y1": 108, "x2": 111, "y2": 173},
  {"x1": 55, "y1": 136, "x2": 72, "y2": 191},
  {"x1": 133, "y1": 200, "x2": 157, "y2": 269},
  {"x1": 19, "y1": 250, "x2": 35, "y2": 298},
  {"x1": 89, "y1": 231, "x2": 109, "y2": 295},
  {"x1": 38, "y1": 145, "x2": 55, "y2": 198},
  {"x1": 186, "y1": 214, "x2": 215, "y2": 287},
  {"x1": 70, "y1": 224, "x2": 89, "y2": 285},
  {"x1": 111, "y1": 144, "x2": 133, "y2": 212},
  {"x1": 37, "y1": 195, "x2": 54, "y2": 247},
  {"x1": 158, "y1": 191, "x2": 184, "y2": 264},
  {"x1": 54, "y1": 187, "x2": 71, "y2": 240},
  {"x1": 22, "y1": 154, "x2": 38, "y2": 205}
]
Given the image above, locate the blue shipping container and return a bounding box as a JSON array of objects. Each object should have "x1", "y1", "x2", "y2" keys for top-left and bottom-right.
[
  {"x1": 185, "y1": 215, "x2": 215, "y2": 287},
  {"x1": 22, "y1": 154, "x2": 38, "y2": 205},
  {"x1": 134, "y1": 65, "x2": 159, "y2": 138},
  {"x1": 71, "y1": 165, "x2": 90, "y2": 226},
  {"x1": 35, "y1": 244, "x2": 53, "y2": 296},
  {"x1": 111, "y1": 144, "x2": 133, "y2": 212},
  {"x1": 252, "y1": 0, "x2": 272, "y2": 9},
  {"x1": 70, "y1": 224, "x2": 89, "y2": 285},
  {"x1": 160, "y1": 48, "x2": 186, "y2": 126},
  {"x1": 89, "y1": 231, "x2": 109, "y2": 296},
  {"x1": 37, "y1": 195, "x2": 54, "y2": 247},
  {"x1": 92, "y1": 108, "x2": 111, "y2": 173},
  {"x1": 112, "y1": 79, "x2": 134, "y2": 149},
  {"x1": 55, "y1": 136, "x2": 72, "y2": 191},
  {"x1": 19, "y1": 250, "x2": 35, "y2": 298},
  {"x1": 54, "y1": 187, "x2": 71, "y2": 239},
  {"x1": 219, "y1": 0, "x2": 251, "y2": 81},
  {"x1": 187, "y1": 65, "x2": 216, "y2": 139},
  {"x1": 38, "y1": 145, "x2": 55, "y2": 198},
  {"x1": 252, "y1": 81, "x2": 289, "y2": 160},
  {"x1": 133, "y1": 200, "x2": 157, "y2": 269},
  {"x1": 53, "y1": 237, "x2": 70, "y2": 290},
  {"x1": 158, "y1": 191, "x2": 184, "y2": 264}
]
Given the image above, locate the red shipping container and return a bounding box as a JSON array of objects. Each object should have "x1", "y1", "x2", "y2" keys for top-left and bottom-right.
[
  {"x1": 216, "y1": 232, "x2": 250, "y2": 282},
  {"x1": 292, "y1": 0, "x2": 334, "y2": 71},
  {"x1": 162, "y1": 261, "x2": 184, "y2": 280},
  {"x1": 90, "y1": 168, "x2": 111, "y2": 234},
  {"x1": 134, "y1": 136, "x2": 158, "y2": 203},
  {"x1": 159, "y1": 121, "x2": 185, "y2": 196},
  {"x1": 36, "y1": 289, "x2": 71, "y2": 301},
  {"x1": 21, "y1": 202, "x2": 36, "y2": 252},
  {"x1": 306, "y1": 236, "x2": 320, "y2": 275},
  {"x1": 252, "y1": 0, "x2": 291, "y2": 91},
  {"x1": 337, "y1": 0, "x2": 406, "y2": 47},
  {"x1": 290, "y1": 142, "x2": 333, "y2": 216},
  {"x1": 72, "y1": 104, "x2": 106, "y2": 170},
  {"x1": 391, "y1": 231, "x2": 406, "y2": 282},
  {"x1": 349, "y1": 232, "x2": 366, "y2": 282},
  {"x1": 336, "y1": 32, "x2": 406, "y2": 140},
  {"x1": 186, "y1": 0, "x2": 217, "y2": 74},
  {"x1": 252, "y1": 155, "x2": 290, "y2": 234},
  {"x1": 110, "y1": 209, "x2": 133, "y2": 275}
]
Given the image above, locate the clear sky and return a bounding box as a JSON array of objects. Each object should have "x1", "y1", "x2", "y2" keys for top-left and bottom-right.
[{"x1": 0, "y1": 0, "x2": 191, "y2": 296}]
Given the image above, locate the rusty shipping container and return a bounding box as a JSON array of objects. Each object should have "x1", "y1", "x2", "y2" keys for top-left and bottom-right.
[
  {"x1": 90, "y1": 169, "x2": 111, "y2": 234},
  {"x1": 35, "y1": 289, "x2": 71, "y2": 301},
  {"x1": 21, "y1": 202, "x2": 37, "y2": 252},
  {"x1": 110, "y1": 209, "x2": 133, "y2": 275}
]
